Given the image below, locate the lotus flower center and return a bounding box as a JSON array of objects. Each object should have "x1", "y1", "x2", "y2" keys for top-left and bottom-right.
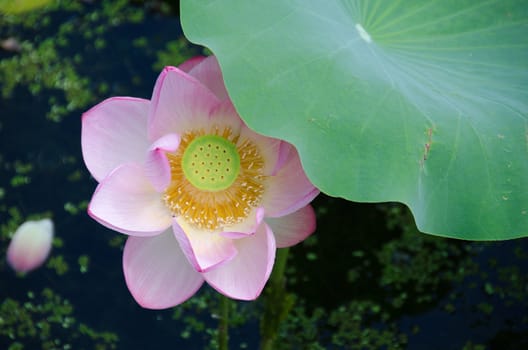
[
  {"x1": 181, "y1": 135, "x2": 240, "y2": 192},
  {"x1": 163, "y1": 128, "x2": 266, "y2": 231}
]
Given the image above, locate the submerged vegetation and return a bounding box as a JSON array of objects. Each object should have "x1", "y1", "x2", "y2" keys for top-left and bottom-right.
[{"x1": 1, "y1": 1, "x2": 527, "y2": 349}]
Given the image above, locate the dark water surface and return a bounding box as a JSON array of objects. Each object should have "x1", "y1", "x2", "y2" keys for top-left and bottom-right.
[{"x1": 1, "y1": 2, "x2": 527, "y2": 349}]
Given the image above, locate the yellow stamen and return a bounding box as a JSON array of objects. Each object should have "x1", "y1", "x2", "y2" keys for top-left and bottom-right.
[{"x1": 164, "y1": 127, "x2": 265, "y2": 231}]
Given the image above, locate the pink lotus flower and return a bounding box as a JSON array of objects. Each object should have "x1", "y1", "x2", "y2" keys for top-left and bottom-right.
[
  {"x1": 7, "y1": 218, "x2": 54, "y2": 273},
  {"x1": 81, "y1": 56, "x2": 318, "y2": 309}
]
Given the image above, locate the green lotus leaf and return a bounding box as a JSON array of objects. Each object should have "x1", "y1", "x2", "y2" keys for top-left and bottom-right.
[
  {"x1": 0, "y1": 0, "x2": 52, "y2": 14},
  {"x1": 181, "y1": 0, "x2": 528, "y2": 239}
]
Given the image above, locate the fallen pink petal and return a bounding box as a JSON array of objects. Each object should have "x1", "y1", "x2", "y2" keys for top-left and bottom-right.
[
  {"x1": 7, "y1": 218, "x2": 54, "y2": 273},
  {"x1": 82, "y1": 55, "x2": 319, "y2": 309}
]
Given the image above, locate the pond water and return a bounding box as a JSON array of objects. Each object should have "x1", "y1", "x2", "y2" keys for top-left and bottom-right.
[{"x1": 1, "y1": 1, "x2": 527, "y2": 349}]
